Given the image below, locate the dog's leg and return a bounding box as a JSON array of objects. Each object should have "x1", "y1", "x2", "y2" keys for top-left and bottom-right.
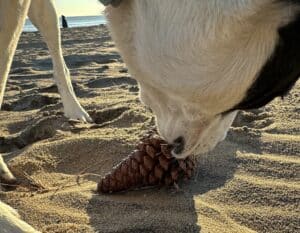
[
  {"x1": 0, "y1": 154, "x2": 16, "y2": 186},
  {"x1": 0, "y1": 201, "x2": 41, "y2": 233},
  {"x1": 28, "y1": 0, "x2": 92, "y2": 122},
  {"x1": 0, "y1": 0, "x2": 31, "y2": 109}
]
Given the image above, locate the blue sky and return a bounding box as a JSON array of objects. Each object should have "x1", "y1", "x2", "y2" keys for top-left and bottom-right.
[{"x1": 54, "y1": 0, "x2": 105, "y2": 16}]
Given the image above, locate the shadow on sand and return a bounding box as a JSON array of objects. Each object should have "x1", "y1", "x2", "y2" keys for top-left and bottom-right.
[{"x1": 86, "y1": 132, "x2": 249, "y2": 233}]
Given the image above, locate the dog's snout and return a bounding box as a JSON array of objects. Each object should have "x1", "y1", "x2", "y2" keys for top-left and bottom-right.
[{"x1": 172, "y1": 136, "x2": 185, "y2": 154}]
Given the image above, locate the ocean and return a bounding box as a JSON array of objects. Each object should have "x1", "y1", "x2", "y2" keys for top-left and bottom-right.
[{"x1": 23, "y1": 15, "x2": 107, "y2": 32}]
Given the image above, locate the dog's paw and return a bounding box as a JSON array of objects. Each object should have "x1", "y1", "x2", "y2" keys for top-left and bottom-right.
[
  {"x1": 0, "y1": 156, "x2": 17, "y2": 189},
  {"x1": 64, "y1": 104, "x2": 93, "y2": 123}
]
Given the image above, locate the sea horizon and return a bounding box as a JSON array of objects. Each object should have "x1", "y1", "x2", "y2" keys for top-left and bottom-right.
[{"x1": 23, "y1": 15, "x2": 107, "y2": 32}]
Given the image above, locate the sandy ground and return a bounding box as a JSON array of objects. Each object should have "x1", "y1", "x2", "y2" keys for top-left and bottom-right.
[{"x1": 0, "y1": 25, "x2": 299, "y2": 233}]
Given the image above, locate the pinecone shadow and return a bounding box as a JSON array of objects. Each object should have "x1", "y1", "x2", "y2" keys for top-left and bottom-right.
[{"x1": 86, "y1": 136, "x2": 243, "y2": 233}]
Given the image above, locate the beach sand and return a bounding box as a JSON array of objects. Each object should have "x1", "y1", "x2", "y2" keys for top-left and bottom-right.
[{"x1": 0, "y1": 25, "x2": 299, "y2": 233}]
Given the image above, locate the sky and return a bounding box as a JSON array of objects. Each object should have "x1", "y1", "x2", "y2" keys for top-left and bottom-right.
[{"x1": 54, "y1": 0, "x2": 105, "y2": 16}]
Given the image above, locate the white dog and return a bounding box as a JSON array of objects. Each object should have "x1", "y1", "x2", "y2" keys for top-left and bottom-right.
[
  {"x1": 1, "y1": 0, "x2": 300, "y2": 231},
  {"x1": 103, "y1": 0, "x2": 300, "y2": 158},
  {"x1": 0, "y1": 0, "x2": 91, "y2": 231},
  {"x1": 0, "y1": 0, "x2": 92, "y2": 122}
]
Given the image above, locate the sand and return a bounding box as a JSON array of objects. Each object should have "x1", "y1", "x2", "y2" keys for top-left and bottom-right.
[{"x1": 0, "y1": 25, "x2": 299, "y2": 233}]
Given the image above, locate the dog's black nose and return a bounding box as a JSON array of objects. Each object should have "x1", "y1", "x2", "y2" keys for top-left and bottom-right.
[{"x1": 173, "y1": 136, "x2": 185, "y2": 154}]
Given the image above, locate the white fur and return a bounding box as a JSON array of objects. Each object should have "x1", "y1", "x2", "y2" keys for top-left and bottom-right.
[
  {"x1": 105, "y1": 0, "x2": 299, "y2": 158},
  {"x1": 0, "y1": 0, "x2": 92, "y2": 122},
  {"x1": 0, "y1": 0, "x2": 92, "y2": 231},
  {"x1": 1, "y1": 155, "x2": 39, "y2": 232},
  {"x1": 0, "y1": 155, "x2": 15, "y2": 182},
  {"x1": 0, "y1": 201, "x2": 40, "y2": 233},
  {"x1": 0, "y1": 155, "x2": 38, "y2": 233},
  {"x1": 0, "y1": 0, "x2": 299, "y2": 231}
]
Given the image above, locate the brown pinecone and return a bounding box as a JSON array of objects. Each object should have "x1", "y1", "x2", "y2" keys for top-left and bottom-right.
[{"x1": 97, "y1": 133, "x2": 195, "y2": 193}]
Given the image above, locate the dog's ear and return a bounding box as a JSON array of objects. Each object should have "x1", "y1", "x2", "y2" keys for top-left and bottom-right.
[
  {"x1": 99, "y1": 0, "x2": 122, "y2": 7},
  {"x1": 231, "y1": 13, "x2": 300, "y2": 112}
]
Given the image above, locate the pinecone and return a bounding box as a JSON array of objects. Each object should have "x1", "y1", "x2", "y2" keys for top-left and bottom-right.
[{"x1": 97, "y1": 133, "x2": 195, "y2": 193}]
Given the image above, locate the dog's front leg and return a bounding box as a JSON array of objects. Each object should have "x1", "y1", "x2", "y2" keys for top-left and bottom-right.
[
  {"x1": 0, "y1": 0, "x2": 31, "y2": 109},
  {"x1": 0, "y1": 154, "x2": 16, "y2": 186},
  {"x1": 28, "y1": 0, "x2": 92, "y2": 122},
  {"x1": 0, "y1": 201, "x2": 41, "y2": 232}
]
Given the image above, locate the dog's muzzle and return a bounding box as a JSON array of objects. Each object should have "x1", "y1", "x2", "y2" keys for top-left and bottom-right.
[{"x1": 172, "y1": 136, "x2": 185, "y2": 155}]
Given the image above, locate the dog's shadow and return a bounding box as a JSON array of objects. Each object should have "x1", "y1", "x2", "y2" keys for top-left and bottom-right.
[{"x1": 86, "y1": 136, "x2": 245, "y2": 233}]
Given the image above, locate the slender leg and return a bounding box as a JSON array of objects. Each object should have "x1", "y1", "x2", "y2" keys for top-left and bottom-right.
[
  {"x1": 0, "y1": 155, "x2": 15, "y2": 184},
  {"x1": 0, "y1": 201, "x2": 40, "y2": 232},
  {"x1": 28, "y1": 0, "x2": 92, "y2": 122},
  {"x1": 0, "y1": 0, "x2": 31, "y2": 109}
]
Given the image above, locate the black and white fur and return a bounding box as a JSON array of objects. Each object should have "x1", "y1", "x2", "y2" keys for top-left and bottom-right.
[
  {"x1": 233, "y1": 0, "x2": 300, "y2": 110},
  {"x1": 1, "y1": 0, "x2": 300, "y2": 231},
  {"x1": 105, "y1": 0, "x2": 300, "y2": 158}
]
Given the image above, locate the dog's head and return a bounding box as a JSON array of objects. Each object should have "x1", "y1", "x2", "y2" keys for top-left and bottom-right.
[
  {"x1": 104, "y1": 0, "x2": 300, "y2": 158},
  {"x1": 139, "y1": 84, "x2": 238, "y2": 158}
]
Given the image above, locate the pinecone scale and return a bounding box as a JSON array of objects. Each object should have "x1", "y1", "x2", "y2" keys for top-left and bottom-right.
[{"x1": 97, "y1": 134, "x2": 195, "y2": 193}]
